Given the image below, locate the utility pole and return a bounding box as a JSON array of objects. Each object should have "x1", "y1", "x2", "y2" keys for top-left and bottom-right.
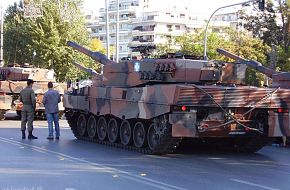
[
  {"x1": 105, "y1": 0, "x2": 110, "y2": 59},
  {"x1": 0, "y1": 5, "x2": 4, "y2": 67}
]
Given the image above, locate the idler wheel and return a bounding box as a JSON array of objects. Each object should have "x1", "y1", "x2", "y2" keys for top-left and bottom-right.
[
  {"x1": 133, "y1": 122, "x2": 147, "y2": 148},
  {"x1": 77, "y1": 114, "x2": 87, "y2": 137},
  {"x1": 97, "y1": 117, "x2": 107, "y2": 141},
  {"x1": 120, "y1": 120, "x2": 132, "y2": 145},
  {"x1": 107, "y1": 118, "x2": 119, "y2": 143},
  {"x1": 87, "y1": 115, "x2": 97, "y2": 139}
]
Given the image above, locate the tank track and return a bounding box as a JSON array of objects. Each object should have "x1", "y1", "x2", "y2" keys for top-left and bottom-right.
[{"x1": 66, "y1": 111, "x2": 182, "y2": 155}]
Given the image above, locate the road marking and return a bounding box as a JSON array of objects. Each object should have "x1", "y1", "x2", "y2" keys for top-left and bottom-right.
[
  {"x1": 231, "y1": 179, "x2": 281, "y2": 190},
  {"x1": 0, "y1": 137, "x2": 188, "y2": 190}
]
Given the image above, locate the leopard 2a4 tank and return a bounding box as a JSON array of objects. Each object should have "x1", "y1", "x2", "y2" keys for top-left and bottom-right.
[
  {"x1": 63, "y1": 41, "x2": 290, "y2": 154},
  {"x1": 0, "y1": 64, "x2": 65, "y2": 119}
]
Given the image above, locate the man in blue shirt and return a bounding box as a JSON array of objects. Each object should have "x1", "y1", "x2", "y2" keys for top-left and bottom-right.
[{"x1": 43, "y1": 82, "x2": 61, "y2": 140}]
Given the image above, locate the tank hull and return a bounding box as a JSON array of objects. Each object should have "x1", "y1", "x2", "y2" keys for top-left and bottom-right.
[{"x1": 64, "y1": 84, "x2": 290, "y2": 154}]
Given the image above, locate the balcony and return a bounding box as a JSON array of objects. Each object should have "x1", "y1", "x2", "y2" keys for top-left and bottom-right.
[
  {"x1": 99, "y1": 6, "x2": 137, "y2": 14},
  {"x1": 131, "y1": 30, "x2": 154, "y2": 36},
  {"x1": 98, "y1": 17, "x2": 133, "y2": 24},
  {"x1": 129, "y1": 38, "x2": 155, "y2": 47}
]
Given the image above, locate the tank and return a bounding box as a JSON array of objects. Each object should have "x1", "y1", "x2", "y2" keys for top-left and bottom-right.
[
  {"x1": 0, "y1": 64, "x2": 65, "y2": 119},
  {"x1": 63, "y1": 41, "x2": 290, "y2": 154}
]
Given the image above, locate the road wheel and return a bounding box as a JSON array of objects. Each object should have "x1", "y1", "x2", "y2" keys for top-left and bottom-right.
[
  {"x1": 120, "y1": 120, "x2": 132, "y2": 146},
  {"x1": 133, "y1": 122, "x2": 147, "y2": 148},
  {"x1": 147, "y1": 123, "x2": 160, "y2": 150},
  {"x1": 97, "y1": 117, "x2": 107, "y2": 141},
  {"x1": 87, "y1": 115, "x2": 97, "y2": 139},
  {"x1": 107, "y1": 118, "x2": 119, "y2": 143},
  {"x1": 77, "y1": 114, "x2": 87, "y2": 137}
]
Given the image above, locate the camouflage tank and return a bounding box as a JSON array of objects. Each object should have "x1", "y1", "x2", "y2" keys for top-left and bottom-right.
[
  {"x1": 63, "y1": 41, "x2": 290, "y2": 154},
  {"x1": 0, "y1": 64, "x2": 65, "y2": 119}
]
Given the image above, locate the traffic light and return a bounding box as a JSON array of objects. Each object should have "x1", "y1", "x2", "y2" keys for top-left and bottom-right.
[{"x1": 258, "y1": 0, "x2": 265, "y2": 11}]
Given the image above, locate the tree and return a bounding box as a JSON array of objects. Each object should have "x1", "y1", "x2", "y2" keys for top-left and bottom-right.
[
  {"x1": 3, "y1": 0, "x2": 96, "y2": 81},
  {"x1": 240, "y1": 0, "x2": 289, "y2": 71},
  {"x1": 3, "y1": 2, "x2": 33, "y2": 64}
]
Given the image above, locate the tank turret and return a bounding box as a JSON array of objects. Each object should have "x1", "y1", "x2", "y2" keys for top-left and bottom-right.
[
  {"x1": 217, "y1": 48, "x2": 290, "y2": 88},
  {"x1": 0, "y1": 65, "x2": 56, "y2": 82},
  {"x1": 68, "y1": 41, "x2": 247, "y2": 87}
]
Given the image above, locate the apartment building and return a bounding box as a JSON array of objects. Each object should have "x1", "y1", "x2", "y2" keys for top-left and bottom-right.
[
  {"x1": 88, "y1": 0, "x2": 205, "y2": 60},
  {"x1": 129, "y1": 7, "x2": 204, "y2": 57},
  {"x1": 212, "y1": 11, "x2": 240, "y2": 31}
]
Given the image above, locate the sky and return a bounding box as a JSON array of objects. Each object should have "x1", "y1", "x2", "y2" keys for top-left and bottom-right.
[
  {"x1": 1, "y1": 0, "x2": 248, "y2": 17},
  {"x1": 83, "y1": 0, "x2": 246, "y2": 16}
]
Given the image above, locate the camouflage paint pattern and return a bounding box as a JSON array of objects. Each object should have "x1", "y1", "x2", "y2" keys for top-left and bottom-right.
[{"x1": 64, "y1": 83, "x2": 290, "y2": 138}]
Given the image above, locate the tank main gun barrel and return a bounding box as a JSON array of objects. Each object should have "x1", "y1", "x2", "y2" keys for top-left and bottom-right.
[
  {"x1": 217, "y1": 48, "x2": 278, "y2": 78},
  {"x1": 67, "y1": 41, "x2": 116, "y2": 65},
  {"x1": 71, "y1": 60, "x2": 99, "y2": 76}
]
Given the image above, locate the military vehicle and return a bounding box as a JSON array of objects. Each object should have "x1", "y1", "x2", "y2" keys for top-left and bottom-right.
[
  {"x1": 63, "y1": 41, "x2": 290, "y2": 154},
  {"x1": 0, "y1": 64, "x2": 65, "y2": 119}
]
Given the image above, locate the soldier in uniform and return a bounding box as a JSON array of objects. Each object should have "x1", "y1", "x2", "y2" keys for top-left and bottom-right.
[{"x1": 19, "y1": 79, "x2": 38, "y2": 139}]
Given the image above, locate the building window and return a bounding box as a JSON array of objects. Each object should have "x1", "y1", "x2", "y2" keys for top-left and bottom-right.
[
  {"x1": 147, "y1": 15, "x2": 154, "y2": 20},
  {"x1": 175, "y1": 25, "x2": 180, "y2": 30}
]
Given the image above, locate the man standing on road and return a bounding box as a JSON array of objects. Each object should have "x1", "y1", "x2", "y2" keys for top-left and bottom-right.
[
  {"x1": 19, "y1": 79, "x2": 38, "y2": 139},
  {"x1": 42, "y1": 82, "x2": 61, "y2": 140}
]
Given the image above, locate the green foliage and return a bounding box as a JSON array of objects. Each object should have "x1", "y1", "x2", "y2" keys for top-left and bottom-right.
[
  {"x1": 3, "y1": 0, "x2": 94, "y2": 81},
  {"x1": 4, "y1": 3, "x2": 33, "y2": 64},
  {"x1": 240, "y1": 0, "x2": 289, "y2": 71}
]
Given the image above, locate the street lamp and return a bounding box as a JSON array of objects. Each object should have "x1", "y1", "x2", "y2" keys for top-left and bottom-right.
[{"x1": 203, "y1": 0, "x2": 264, "y2": 60}]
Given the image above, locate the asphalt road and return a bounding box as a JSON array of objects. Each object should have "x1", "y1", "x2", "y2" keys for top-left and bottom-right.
[{"x1": 0, "y1": 115, "x2": 290, "y2": 190}]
